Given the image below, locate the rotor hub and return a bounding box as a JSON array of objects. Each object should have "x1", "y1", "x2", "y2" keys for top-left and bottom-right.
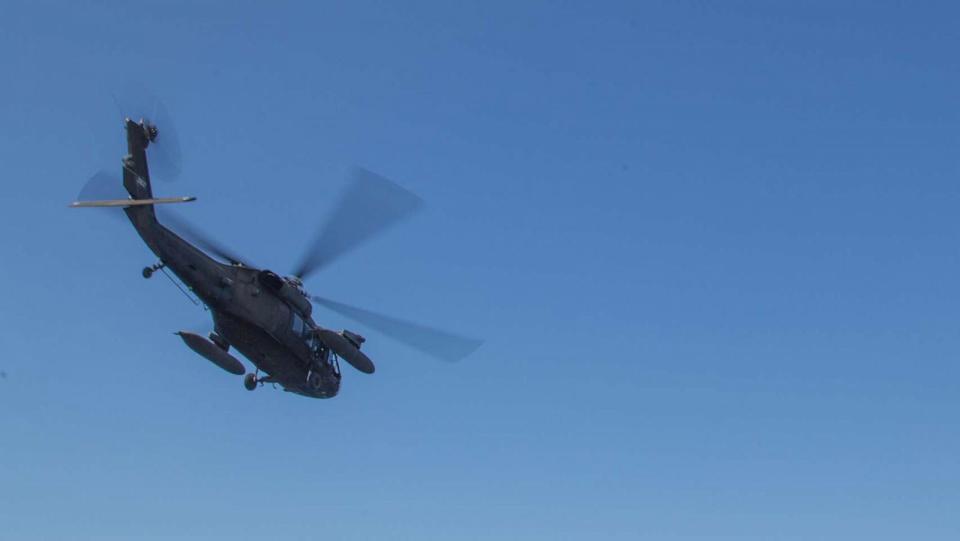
[{"x1": 144, "y1": 123, "x2": 159, "y2": 144}]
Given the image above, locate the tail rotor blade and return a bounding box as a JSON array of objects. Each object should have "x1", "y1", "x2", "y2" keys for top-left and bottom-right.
[
  {"x1": 292, "y1": 167, "x2": 423, "y2": 280},
  {"x1": 112, "y1": 83, "x2": 183, "y2": 182},
  {"x1": 312, "y1": 296, "x2": 483, "y2": 363},
  {"x1": 143, "y1": 97, "x2": 182, "y2": 182},
  {"x1": 78, "y1": 170, "x2": 126, "y2": 202}
]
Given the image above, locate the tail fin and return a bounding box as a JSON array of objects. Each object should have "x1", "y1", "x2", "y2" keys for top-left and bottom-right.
[
  {"x1": 70, "y1": 119, "x2": 194, "y2": 212},
  {"x1": 123, "y1": 118, "x2": 156, "y2": 202}
]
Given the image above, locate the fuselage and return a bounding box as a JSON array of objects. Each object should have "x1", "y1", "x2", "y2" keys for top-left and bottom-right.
[
  {"x1": 130, "y1": 210, "x2": 341, "y2": 398},
  {"x1": 120, "y1": 118, "x2": 339, "y2": 398}
]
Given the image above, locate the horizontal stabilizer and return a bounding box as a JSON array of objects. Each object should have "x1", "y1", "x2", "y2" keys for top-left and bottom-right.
[{"x1": 69, "y1": 196, "x2": 196, "y2": 208}]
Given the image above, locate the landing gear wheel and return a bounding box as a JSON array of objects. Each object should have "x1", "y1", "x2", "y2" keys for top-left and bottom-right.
[
  {"x1": 243, "y1": 373, "x2": 258, "y2": 391},
  {"x1": 142, "y1": 262, "x2": 164, "y2": 279}
]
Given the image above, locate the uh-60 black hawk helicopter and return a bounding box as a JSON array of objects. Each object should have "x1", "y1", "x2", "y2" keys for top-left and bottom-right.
[{"x1": 72, "y1": 109, "x2": 481, "y2": 399}]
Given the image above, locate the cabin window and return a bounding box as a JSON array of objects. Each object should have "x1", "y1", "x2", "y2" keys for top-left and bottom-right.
[
  {"x1": 291, "y1": 313, "x2": 304, "y2": 336},
  {"x1": 307, "y1": 333, "x2": 322, "y2": 354}
]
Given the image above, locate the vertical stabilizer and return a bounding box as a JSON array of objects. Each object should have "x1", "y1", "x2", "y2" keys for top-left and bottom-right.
[{"x1": 122, "y1": 118, "x2": 156, "y2": 202}]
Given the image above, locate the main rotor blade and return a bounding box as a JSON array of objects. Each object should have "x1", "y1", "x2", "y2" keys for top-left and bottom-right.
[
  {"x1": 311, "y1": 296, "x2": 483, "y2": 363},
  {"x1": 158, "y1": 209, "x2": 254, "y2": 268},
  {"x1": 292, "y1": 167, "x2": 423, "y2": 280},
  {"x1": 78, "y1": 172, "x2": 249, "y2": 267}
]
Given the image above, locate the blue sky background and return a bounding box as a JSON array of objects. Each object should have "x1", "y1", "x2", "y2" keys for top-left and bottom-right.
[{"x1": 1, "y1": 1, "x2": 958, "y2": 539}]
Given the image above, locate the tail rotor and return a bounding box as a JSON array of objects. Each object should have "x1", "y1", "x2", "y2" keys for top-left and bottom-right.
[{"x1": 111, "y1": 83, "x2": 183, "y2": 183}]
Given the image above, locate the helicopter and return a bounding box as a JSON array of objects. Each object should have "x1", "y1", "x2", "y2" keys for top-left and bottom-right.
[{"x1": 72, "y1": 111, "x2": 481, "y2": 399}]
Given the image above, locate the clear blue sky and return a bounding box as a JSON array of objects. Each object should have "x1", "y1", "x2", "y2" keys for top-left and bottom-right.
[{"x1": 1, "y1": 1, "x2": 958, "y2": 539}]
